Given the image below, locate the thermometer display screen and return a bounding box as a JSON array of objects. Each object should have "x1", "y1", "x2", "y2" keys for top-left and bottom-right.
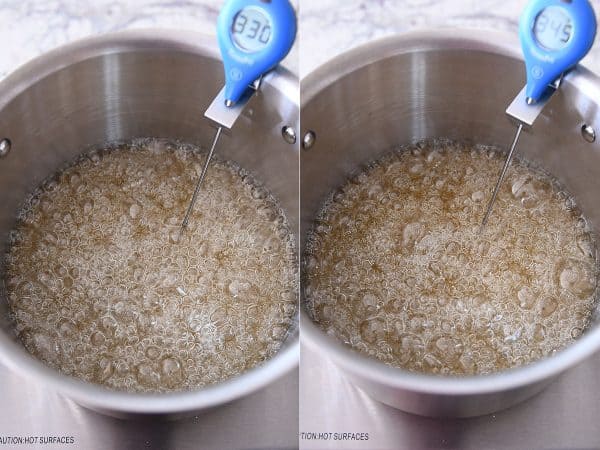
[
  {"x1": 534, "y1": 6, "x2": 573, "y2": 51},
  {"x1": 232, "y1": 8, "x2": 272, "y2": 52}
]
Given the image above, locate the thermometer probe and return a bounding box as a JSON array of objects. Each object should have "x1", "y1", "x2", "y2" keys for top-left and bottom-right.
[
  {"x1": 181, "y1": 0, "x2": 297, "y2": 229},
  {"x1": 481, "y1": 0, "x2": 597, "y2": 227}
]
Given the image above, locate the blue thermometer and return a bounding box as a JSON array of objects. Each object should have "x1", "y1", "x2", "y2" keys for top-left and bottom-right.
[
  {"x1": 182, "y1": 0, "x2": 297, "y2": 229},
  {"x1": 482, "y1": 0, "x2": 597, "y2": 227},
  {"x1": 218, "y1": 0, "x2": 297, "y2": 106},
  {"x1": 521, "y1": 0, "x2": 597, "y2": 103}
]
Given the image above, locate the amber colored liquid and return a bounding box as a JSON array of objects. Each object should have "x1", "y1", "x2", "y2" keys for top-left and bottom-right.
[
  {"x1": 5, "y1": 139, "x2": 297, "y2": 392},
  {"x1": 304, "y1": 140, "x2": 598, "y2": 375}
]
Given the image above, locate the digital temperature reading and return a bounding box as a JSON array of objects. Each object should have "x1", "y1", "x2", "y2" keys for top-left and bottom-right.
[
  {"x1": 232, "y1": 8, "x2": 272, "y2": 52},
  {"x1": 217, "y1": 0, "x2": 297, "y2": 105},
  {"x1": 534, "y1": 6, "x2": 573, "y2": 50},
  {"x1": 519, "y1": 0, "x2": 596, "y2": 103}
]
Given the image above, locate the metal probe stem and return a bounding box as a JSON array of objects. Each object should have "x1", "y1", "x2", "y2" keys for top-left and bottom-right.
[
  {"x1": 481, "y1": 123, "x2": 524, "y2": 229},
  {"x1": 181, "y1": 126, "x2": 223, "y2": 230}
]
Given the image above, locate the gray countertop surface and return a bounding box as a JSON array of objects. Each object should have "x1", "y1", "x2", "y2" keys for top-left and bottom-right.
[
  {"x1": 300, "y1": 344, "x2": 600, "y2": 450},
  {"x1": 0, "y1": 362, "x2": 299, "y2": 450}
]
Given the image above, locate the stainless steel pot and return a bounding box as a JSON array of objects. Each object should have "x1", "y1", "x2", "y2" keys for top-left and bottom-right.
[
  {"x1": 0, "y1": 30, "x2": 299, "y2": 418},
  {"x1": 300, "y1": 30, "x2": 600, "y2": 418}
]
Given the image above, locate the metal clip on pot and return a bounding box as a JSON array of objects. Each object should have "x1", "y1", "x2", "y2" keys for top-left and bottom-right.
[
  {"x1": 180, "y1": 82, "x2": 258, "y2": 230},
  {"x1": 481, "y1": 0, "x2": 597, "y2": 227},
  {"x1": 181, "y1": 0, "x2": 297, "y2": 230}
]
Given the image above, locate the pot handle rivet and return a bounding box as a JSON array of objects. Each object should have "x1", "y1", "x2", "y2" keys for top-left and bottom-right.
[
  {"x1": 0, "y1": 138, "x2": 11, "y2": 158},
  {"x1": 581, "y1": 124, "x2": 596, "y2": 143},
  {"x1": 302, "y1": 130, "x2": 316, "y2": 150},
  {"x1": 281, "y1": 126, "x2": 297, "y2": 144}
]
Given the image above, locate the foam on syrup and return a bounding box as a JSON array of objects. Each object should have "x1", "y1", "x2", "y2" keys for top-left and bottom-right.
[
  {"x1": 5, "y1": 138, "x2": 297, "y2": 392},
  {"x1": 304, "y1": 139, "x2": 598, "y2": 375}
]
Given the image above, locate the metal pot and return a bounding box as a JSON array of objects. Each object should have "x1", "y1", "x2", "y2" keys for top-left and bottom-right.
[
  {"x1": 0, "y1": 30, "x2": 299, "y2": 418},
  {"x1": 300, "y1": 30, "x2": 600, "y2": 418}
]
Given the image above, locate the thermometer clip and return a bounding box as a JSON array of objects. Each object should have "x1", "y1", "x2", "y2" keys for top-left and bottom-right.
[{"x1": 204, "y1": 80, "x2": 259, "y2": 131}]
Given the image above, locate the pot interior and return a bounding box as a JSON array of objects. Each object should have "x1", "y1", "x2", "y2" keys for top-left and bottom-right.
[
  {"x1": 301, "y1": 40, "x2": 600, "y2": 338},
  {"x1": 0, "y1": 35, "x2": 299, "y2": 369}
]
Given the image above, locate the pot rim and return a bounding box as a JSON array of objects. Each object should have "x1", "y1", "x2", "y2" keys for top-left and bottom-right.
[
  {"x1": 0, "y1": 29, "x2": 298, "y2": 111},
  {"x1": 301, "y1": 28, "x2": 600, "y2": 105},
  {"x1": 0, "y1": 29, "x2": 299, "y2": 414},
  {"x1": 300, "y1": 28, "x2": 600, "y2": 396}
]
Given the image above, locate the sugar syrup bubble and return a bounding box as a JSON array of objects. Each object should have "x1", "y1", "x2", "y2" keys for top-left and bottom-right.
[
  {"x1": 5, "y1": 138, "x2": 298, "y2": 393},
  {"x1": 304, "y1": 139, "x2": 599, "y2": 375}
]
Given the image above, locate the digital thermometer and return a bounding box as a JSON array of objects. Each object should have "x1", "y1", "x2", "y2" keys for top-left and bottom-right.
[
  {"x1": 181, "y1": 0, "x2": 297, "y2": 229},
  {"x1": 218, "y1": 0, "x2": 297, "y2": 106},
  {"x1": 521, "y1": 0, "x2": 597, "y2": 104},
  {"x1": 482, "y1": 0, "x2": 597, "y2": 227}
]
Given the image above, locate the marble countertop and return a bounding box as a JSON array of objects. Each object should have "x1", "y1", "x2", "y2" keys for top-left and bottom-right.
[
  {"x1": 1, "y1": 1, "x2": 599, "y2": 79},
  {"x1": 0, "y1": 0, "x2": 298, "y2": 79},
  {"x1": 299, "y1": 0, "x2": 600, "y2": 77}
]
